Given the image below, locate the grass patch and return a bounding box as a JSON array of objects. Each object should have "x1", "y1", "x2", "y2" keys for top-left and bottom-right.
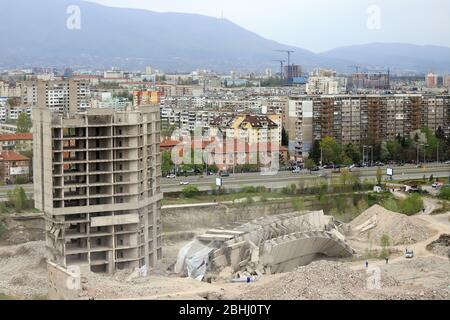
[
  {"x1": 0, "y1": 293, "x2": 15, "y2": 300},
  {"x1": 382, "y1": 194, "x2": 424, "y2": 216}
]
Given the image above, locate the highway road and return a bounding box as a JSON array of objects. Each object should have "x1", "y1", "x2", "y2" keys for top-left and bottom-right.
[
  {"x1": 1, "y1": 164, "x2": 448, "y2": 198},
  {"x1": 161, "y1": 164, "x2": 450, "y2": 192}
]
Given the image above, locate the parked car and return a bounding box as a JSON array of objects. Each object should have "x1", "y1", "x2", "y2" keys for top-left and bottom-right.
[
  {"x1": 166, "y1": 174, "x2": 176, "y2": 179},
  {"x1": 179, "y1": 181, "x2": 190, "y2": 186},
  {"x1": 311, "y1": 167, "x2": 320, "y2": 172},
  {"x1": 292, "y1": 167, "x2": 301, "y2": 174},
  {"x1": 405, "y1": 251, "x2": 414, "y2": 259},
  {"x1": 432, "y1": 182, "x2": 443, "y2": 189}
]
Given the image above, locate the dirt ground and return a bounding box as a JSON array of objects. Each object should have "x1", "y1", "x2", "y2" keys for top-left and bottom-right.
[{"x1": 0, "y1": 210, "x2": 449, "y2": 300}]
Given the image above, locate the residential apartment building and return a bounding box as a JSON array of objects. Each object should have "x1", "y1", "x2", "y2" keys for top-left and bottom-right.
[
  {"x1": 210, "y1": 114, "x2": 281, "y2": 145},
  {"x1": 23, "y1": 79, "x2": 91, "y2": 113},
  {"x1": 33, "y1": 106, "x2": 163, "y2": 273},
  {"x1": 288, "y1": 94, "x2": 450, "y2": 158}
]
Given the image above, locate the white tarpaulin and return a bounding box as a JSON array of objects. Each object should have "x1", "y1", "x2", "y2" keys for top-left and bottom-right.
[{"x1": 175, "y1": 240, "x2": 214, "y2": 281}]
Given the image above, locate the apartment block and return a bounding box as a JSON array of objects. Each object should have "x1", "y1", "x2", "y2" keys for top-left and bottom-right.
[
  {"x1": 210, "y1": 114, "x2": 281, "y2": 145},
  {"x1": 33, "y1": 106, "x2": 163, "y2": 273},
  {"x1": 23, "y1": 79, "x2": 91, "y2": 113},
  {"x1": 288, "y1": 94, "x2": 450, "y2": 158}
]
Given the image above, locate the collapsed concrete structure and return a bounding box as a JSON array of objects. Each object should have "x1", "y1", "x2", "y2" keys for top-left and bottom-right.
[{"x1": 175, "y1": 211, "x2": 355, "y2": 281}]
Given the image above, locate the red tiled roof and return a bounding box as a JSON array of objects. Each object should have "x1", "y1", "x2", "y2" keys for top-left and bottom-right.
[
  {"x1": 160, "y1": 140, "x2": 181, "y2": 148},
  {"x1": 0, "y1": 151, "x2": 29, "y2": 162},
  {"x1": 0, "y1": 133, "x2": 33, "y2": 142}
]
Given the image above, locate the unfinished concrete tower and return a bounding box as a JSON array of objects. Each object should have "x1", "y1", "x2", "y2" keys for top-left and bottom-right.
[{"x1": 33, "y1": 107, "x2": 163, "y2": 273}]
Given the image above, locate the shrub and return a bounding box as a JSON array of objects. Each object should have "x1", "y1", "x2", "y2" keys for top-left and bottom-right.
[
  {"x1": 291, "y1": 198, "x2": 304, "y2": 211},
  {"x1": 438, "y1": 186, "x2": 450, "y2": 201},
  {"x1": 382, "y1": 194, "x2": 423, "y2": 216},
  {"x1": 181, "y1": 185, "x2": 200, "y2": 198}
]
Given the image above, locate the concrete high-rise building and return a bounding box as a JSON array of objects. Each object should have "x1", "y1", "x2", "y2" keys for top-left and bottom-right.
[
  {"x1": 33, "y1": 106, "x2": 163, "y2": 273},
  {"x1": 443, "y1": 75, "x2": 450, "y2": 89},
  {"x1": 426, "y1": 72, "x2": 438, "y2": 88}
]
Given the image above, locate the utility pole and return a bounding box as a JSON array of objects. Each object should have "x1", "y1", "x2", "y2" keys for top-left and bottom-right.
[
  {"x1": 320, "y1": 146, "x2": 323, "y2": 167},
  {"x1": 436, "y1": 142, "x2": 439, "y2": 164},
  {"x1": 416, "y1": 144, "x2": 420, "y2": 164}
]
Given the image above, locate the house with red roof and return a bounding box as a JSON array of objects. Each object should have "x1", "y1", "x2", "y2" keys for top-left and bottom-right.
[{"x1": 0, "y1": 151, "x2": 30, "y2": 183}]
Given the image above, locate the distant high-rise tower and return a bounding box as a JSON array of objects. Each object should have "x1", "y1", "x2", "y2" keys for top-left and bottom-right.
[{"x1": 426, "y1": 72, "x2": 438, "y2": 88}]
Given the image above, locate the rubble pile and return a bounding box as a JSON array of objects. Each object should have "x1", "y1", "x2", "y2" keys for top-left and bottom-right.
[
  {"x1": 426, "y1": 234, "x2": 450, "y2": 258},
  {"x1": 0, "y1": 241, "x2": 48, "y2": 298},
  {"x1": 176, "y1": 211, "x2": 355, "y2": 281},
  {"x1": 235, "y1": 260, "x2": 447, "y2": 300},
  {"x1": 348, "y1": 205, "x2": 432, "y2": 245}
]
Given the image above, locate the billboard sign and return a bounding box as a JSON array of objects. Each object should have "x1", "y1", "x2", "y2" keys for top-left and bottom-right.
[
  {"x1": 387, "y1": 168, "x2": 394, "y2": 177},
  {"x1": 10, "y1": 166, "x2": 29, "y2": 176}
]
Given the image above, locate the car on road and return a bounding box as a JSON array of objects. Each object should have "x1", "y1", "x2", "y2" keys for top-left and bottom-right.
[
  {"x1": 219, "y1": 171, "x2": 230, "y2": 177},
  {"x1": 405, "y1": 251, "x2": 414, "y2": 259},
  {"x1": 445, "y1": 160, "x2": 450, "y2": 164},
  {"x1": 311, "y1": 167, "x2": 321, "y2": 172},
  {"x1": 179, "y1": 181, "x2": 190, "y2": 186},
  {"x1": 166, "y1": 174, "x2": 176, "y2": 179},
  {"x1": 292, "y1": 167, "x2": 301, "y2": 174}
]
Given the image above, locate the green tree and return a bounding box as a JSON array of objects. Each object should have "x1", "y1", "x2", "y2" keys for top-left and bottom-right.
[
  {"x1": 7, "y1": 187, "x2": 29, "y2": 212},
  {"x1": 17, "y1": 113, "x2": 32, "y2": 133},
  {"x1": 320, "y1": 136, "x2": 341, "y2": 164},
  {"x1": 281, "y1": 128, "x2": 289, "y2": 147},
  {"x1": 309, "y1": 140, "x2": 322, "y2": 164},
  {"x1": 161, "y1": 151, "x2": 174, "y2": 175},
  {"x1": 376, "y1": 167, "x2": 383, "y2": 185},
  {"x1": 344, "y1": 143, "x2": 361, "y2": 164},
  {"x1": 304, "y1": 158, "x2": 316, "y2": 173},
  {"x1": 438, "y1": 186, "x2": 450, "y2": 201}
]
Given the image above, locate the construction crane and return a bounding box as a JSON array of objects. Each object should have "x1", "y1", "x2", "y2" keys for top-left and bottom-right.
[
  {"x1": 273, "y1": 59, "x2": 286, "y2": 81},
  {"x1": 348, "y1": 65, "x2": 362, "y2": 74},
  {"x1": 276, "y1": 50, "x2": 295, "y2": 68}
]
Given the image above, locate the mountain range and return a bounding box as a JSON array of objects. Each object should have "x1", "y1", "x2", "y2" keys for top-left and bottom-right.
[{"x1": 1, "y1": 0, "x2": 449, "y2": 74}]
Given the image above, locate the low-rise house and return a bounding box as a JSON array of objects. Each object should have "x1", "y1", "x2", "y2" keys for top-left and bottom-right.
[
  {"x1": 0, "y1": 151, "x2": 30, "y2": 183},
  {"x1": 0, "y1": 133, "x2": 33, "y2": 152}
]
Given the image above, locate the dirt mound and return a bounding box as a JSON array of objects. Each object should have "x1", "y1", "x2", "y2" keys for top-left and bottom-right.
[
  {"x1": 233, "y1": 260, "x2": 447, "y2": 300},
  {"x1": 426, "y1": 234, "x2": 450, "y2": 258},
  {"x1": 0, "y1": 241, "x2": 48, "y2": 298},
  {"x1": 348, "y1": 205, "x2": 432, "y2": 245}
]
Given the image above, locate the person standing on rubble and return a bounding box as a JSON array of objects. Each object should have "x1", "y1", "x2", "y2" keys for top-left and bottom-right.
[
  {"x1": 385, "y1": 257, "x2": 389, "y2": 264},
  {"x1": 365, "y1": 260, "x2": 369, "y2": 268}
]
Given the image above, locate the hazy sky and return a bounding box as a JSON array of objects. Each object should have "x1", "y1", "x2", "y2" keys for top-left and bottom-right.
[{"x1": 87, "y1": 0, "x2": 450, "y2": 52}]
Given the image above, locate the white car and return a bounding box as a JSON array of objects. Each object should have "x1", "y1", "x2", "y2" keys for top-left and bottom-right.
[
  {"x1": 292, "y1": 167, "x2": 301, "y2": 174},
  {"x1": 166, "y1": 174, "x2": 176, "y2": 179},
  {"x1": 180, "y1": 181, "x2": 190, "y2": 185},
  {"x1": 432, "y1": 182, "x2": 443, "y2": 189},
  {"x1": 405, "y1": 251, "x2": 414, "y2": 259}
]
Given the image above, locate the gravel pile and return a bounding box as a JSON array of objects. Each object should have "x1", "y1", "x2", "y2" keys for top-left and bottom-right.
[
  {"x1": 349, "y1": 205, "x2": 432, "y2": 245},
  {"x1": 0, "y1": 241, "x2": 48, "y2": 298},
  {"x1": 235, "y1": 260, "x2": 447, "y2": 300},
  {"x1": 426, "y1": 234, "x2": 450, "y2": 258}
]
